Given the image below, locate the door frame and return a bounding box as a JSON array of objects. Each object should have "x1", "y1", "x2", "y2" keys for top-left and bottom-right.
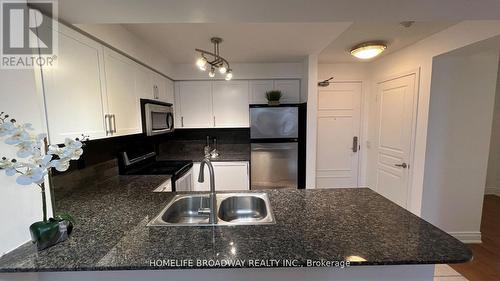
[
  {"x1": 315, "y1": 81, "x2": 364, "y2": 187},
  {"x1": 374, "y1": 68, "x2": 420, "y2": 208}
]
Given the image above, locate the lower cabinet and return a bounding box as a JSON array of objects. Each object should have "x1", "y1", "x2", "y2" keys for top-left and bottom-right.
[
  {"x1": 176, "y1": 168, "x2": 193, "y2": 192},
  {"x1": 192, "y1": 161, "x2": 249, "y2": 191}
]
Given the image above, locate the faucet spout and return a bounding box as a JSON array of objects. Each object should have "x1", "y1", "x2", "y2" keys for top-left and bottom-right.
[{"x1": 198, "y1": 158, "x2": 217, "y2": 224}]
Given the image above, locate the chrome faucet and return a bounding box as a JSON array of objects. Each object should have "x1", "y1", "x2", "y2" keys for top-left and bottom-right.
[{"x1": 198, "y1": 157, "x2": 217, "y2": 224}]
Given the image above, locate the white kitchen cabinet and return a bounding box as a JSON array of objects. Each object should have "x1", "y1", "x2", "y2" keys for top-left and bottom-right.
[
  {"x1": 192, "y1": 161, "x2": 249, "y2": 191},
  {"x1": 175, "y1": 168, "x2": 193, "y2": 192},
  {"x1": 249, "y1": 80, "x2": 274, "y2": 104},
  {"x1": 135, "y1": 65, "x2": 154, "y2": 100},
  {"x1": 152, "y1": 72, "x2": 174, "y2": 104},
  {"x1": 273, "y1": 80, "x2": 301, "y2": 103},
  {"x1": 177, "y1": 81, "x2": 213, "y2": 128},
  {"x1": 249, "y1": 79, "x2": 300, "y2": 104},
  {"x1": 212, "y1": 81, "x2": 250, "y2": 127},
  {"x1": 42, "y1": 24, "x2": 109, "y2": 144},
  {"x1": 103, "y1": 48, "x2": 142, "y2": 136}
]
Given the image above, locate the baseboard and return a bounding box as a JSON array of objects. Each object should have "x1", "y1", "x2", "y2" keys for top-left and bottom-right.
[
  {"x1": 485, "y1": 186, "x2": 500, "y2": 196},
  {"x1": 448, "y1": 231, "x2": 482, "y2": 244}
]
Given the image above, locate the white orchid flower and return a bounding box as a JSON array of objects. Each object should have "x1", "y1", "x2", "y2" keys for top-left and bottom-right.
[
  {"x1": 0, "y1": 122, "x2": 15, "y2": 137},
  {"x1": 64, "y1": 138, "x2": 82, "y2": 150},
  {"x1": 16, "y1": 167, "x2": 46, "y2": 185},
  {"x1": 15, "y1": 140, "x2": 38, "y2": 158},
  {"x1": 47, "y1": 144, "x2": 63, "y2": 156},
  {"x1": 0, "y1": 158, "x2": 20, "y2": 176},
  {"x1": 33, "y1": 155, "x2": 53, "y2": 169},
  {"x1": 4, "y1": 129, "x2": 30, "y2": 145},
  {"x1": 50, "y1": 158, "x2": 71, "y2": 172}
]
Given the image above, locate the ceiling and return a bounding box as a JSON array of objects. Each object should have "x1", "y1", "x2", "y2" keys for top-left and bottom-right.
[
  {"x1": 123, "y1": 23, "x2": 351, "y2": 63},
  {"x1": 53, "y1": 0, "x2": 500, "y2": 24},
  {"x1": 319, "y1": 22, "x2": 457, "y2": 63}
]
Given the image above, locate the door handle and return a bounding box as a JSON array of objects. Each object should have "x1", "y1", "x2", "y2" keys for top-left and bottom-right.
[
  {"x1": 395, "y1": 163, "x2": 408, "y2": 169},
  {"x1": 352, "y1": 136, "x2": 358, "y2": 153}
]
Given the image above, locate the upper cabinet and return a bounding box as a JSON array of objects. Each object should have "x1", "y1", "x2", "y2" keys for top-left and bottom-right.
[
  {"x1": 176, "y1": 81, "x2": 250, "y2": 128},
  {"x1": 212, "y1": 81, "x2": 250, "y2": 128},
  {"x1": 103, "y1": 48, "x2": 142, "y2": 136},
  {"x1": 249, "y1": 79, "x2": 300, "y2": 104},
  {"x1": 177, "y1": 81, "x2": 213, "y2": 128},
  {"x1": 43, "y1": 24, "x2": 109, "y2": 144},
  {"x1": 43, "y1": 23, "x2": 175, "y2": 143}
]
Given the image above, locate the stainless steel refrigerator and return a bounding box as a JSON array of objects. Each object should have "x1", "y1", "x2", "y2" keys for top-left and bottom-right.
[{"x1": 250, "y1": 105, "x2": 299, "y2": 189}]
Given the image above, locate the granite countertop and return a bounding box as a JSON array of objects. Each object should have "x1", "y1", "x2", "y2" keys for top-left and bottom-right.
[{"x1": 0, "y1": 175, "x2": 472, "y2": 272}]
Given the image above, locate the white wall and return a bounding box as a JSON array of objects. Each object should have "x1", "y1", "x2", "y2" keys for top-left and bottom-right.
[
  {"x1": 305, "y1": 55, "x2": 318, "y2": 188},
  {"x1": 172, "y1": 62, "x2": 304, "y2": 81},
  {"x1": 366, "y1": 21, "x2": 500, "y2": 215},
  {"x1": 485, "y1": 59, "x2": 500, "y2": 196},
  {"x1": 0, "y1": 69, "x2": 50, "y2": 256},
  {"x1": 74, "y1": 24, "x2": 175, "y2": 78},
  {"x1": 421, "y1": 50, "x2": 499, "y2": 243},
  {"x1": 316, "y1": 63, "x2": 371, "y2": 186}
]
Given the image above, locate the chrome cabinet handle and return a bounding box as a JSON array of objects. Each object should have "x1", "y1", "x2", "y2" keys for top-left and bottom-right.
[
  {"x1": 395, "y1": 163, "x2": 408, "y2": 169},
  {"x1": 104, "y1": 114, "x2": 111, "y2": 135},
  {"x1": 111, "y1": 114, "x2": 117, "y2": 133},
  {"x1": 181, "y1": 116, "x2": 184, "y2": 127},
  {"x1": 213, "y1": 116, "x2": 216, "y2": 127}
]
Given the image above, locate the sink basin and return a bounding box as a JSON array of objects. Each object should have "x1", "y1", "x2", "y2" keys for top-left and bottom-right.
[
  {"x1": 148, "y1": 193, "x2": 275, "y2": 226},
  {"x1": 218, "y1": 194, "x2": 271, "y2": 223}
]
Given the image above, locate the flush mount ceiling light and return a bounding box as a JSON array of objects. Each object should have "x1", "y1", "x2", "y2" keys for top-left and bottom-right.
[
  {"x1": 350, "y1": 42, "x2": 387, "y2": 60},
  {"x1": 195, "y1": 37, "x2": 233, "y2": 80}
]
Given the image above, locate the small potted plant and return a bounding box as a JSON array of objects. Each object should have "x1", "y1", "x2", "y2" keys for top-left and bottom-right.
[
  {"x1": 0, "y1": 112, "x2": 87, "y2": 250},
  {"x1": 266, "y1": 90, "x2": 282, "y2": 106}
]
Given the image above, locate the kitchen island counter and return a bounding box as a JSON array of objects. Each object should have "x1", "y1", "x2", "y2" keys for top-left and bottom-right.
[{"x1": 0, "y1": 175, "x2": 471, "y2": 273}]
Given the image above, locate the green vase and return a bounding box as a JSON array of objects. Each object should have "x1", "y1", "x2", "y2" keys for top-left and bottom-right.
[{"x1": 29, "y1": 219, "x2": 73, "y2": 251}]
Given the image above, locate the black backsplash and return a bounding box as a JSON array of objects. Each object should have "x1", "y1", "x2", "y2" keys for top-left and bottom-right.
[{"x1": 65, "y1": 128, "x2": 251, "y2": 172}]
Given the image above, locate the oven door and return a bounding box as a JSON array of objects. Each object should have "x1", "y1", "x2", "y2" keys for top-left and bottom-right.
[{"x1": 144, "y1": 103, "x2": 174, "y2": 136}]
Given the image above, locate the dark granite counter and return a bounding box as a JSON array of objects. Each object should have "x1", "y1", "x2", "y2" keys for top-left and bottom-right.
[{"x1": 0, "y1": 175, "x2": 471, "y2": 272}]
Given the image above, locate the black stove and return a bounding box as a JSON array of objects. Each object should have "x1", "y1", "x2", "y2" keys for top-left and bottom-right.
[{"x1": 118, "y1": 151, "x2": 192, "y2": 191}]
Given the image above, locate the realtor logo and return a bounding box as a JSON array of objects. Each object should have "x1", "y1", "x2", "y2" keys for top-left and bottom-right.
[{"x1": 1, "y1": 0, "x2": 57, "y2": 68}]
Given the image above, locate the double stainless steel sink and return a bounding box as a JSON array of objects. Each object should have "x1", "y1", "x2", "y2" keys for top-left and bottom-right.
[{"x1": 147, "y1": 193, "x2": 275, "y2": 226}]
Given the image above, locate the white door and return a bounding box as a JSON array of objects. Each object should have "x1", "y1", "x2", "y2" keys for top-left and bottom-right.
[
  {"x1": 212, "y1": 81, "x2": 250, "y2": 127},
  {"x1": 43, "y1": 24, "x2": 108, "y2": 144},
  {"x1": 274, "y1": 80, "x2": 300, "y2": 103},
  {"x1": 103, "y1": 48, "x2": 142, "y2": 136},
  {"x1": 152, "y1": 72, "x2": 172, "y2": 103},
  {"x1": 374, "y1": 74, "x2": 417, "y2": 208},
  {"x1": 316, "y1": 82, "x2": 361, "y2": 188},
  {"x1": 177, "y1": 81, "x2": 213, "y2": 128}
]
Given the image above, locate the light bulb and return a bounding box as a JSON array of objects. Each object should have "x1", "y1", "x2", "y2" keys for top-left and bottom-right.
[
  {"x1": 209, "y1": 68, "x2": 215, "y2": 78},
  {"x1": 225, "y1": 71, "x2": 233, "y2": 81},
  {"x1": 196, "y1": 57, "x2": 207, "y2": 70},
  {"x1": 219, "y1": 66, "x2": 227, "y2": 74}
]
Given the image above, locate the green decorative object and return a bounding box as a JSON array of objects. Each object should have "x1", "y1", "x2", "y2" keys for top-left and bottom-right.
[
  {"x1": 0, "y1": 112, "x2": 86, "y2": 251},
  {"x1": 29, "y1": 213, "x2": 74, "y2": 251},
  {"x1": 266, "y1": 90, "x2": 282, "y2": 105}
]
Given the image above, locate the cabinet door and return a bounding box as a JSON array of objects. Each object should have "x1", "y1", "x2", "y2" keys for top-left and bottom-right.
[
  {"x1": 152, "y1": 73, "x2": 174, "y2": 103},
  {"x1": 43, "y1": 24, "x2": 108, "y2": 144},
  {"x1": 212, "y1": 81, "x2": 250, "y2": 127},
  {"x1": 135, "y1": 65, "x2": 154, "y2": 100},
  {"x1": 178, "y1": 81, "x2": 213, "y2": 128},
  {"x1": 165, "y1": 78, "x2": 175, "y2": 104},
  {"x1": 103, "y1": 48, "x2": 142, "y2": 136},
  {"x1": 274, "y1": 80, "x2": 300, "y2": 103},
  {"x1": 192, "y1": 162, "x2": 250, "y2": 191},
  {"x1": 249, "y1": 80, "x2": 274, "y2": 104}
]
